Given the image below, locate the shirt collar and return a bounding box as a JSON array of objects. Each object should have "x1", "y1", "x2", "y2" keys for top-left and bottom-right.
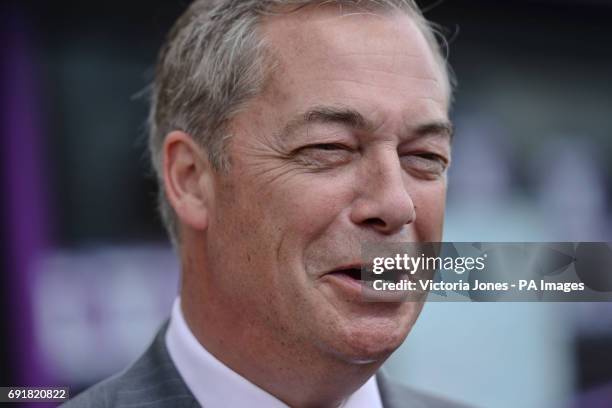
[{"x1": 165, "y1": 298, "x2": 383, "y2": 408}]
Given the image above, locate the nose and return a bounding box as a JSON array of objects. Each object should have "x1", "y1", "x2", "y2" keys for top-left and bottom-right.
[{"x1": 349, "y1": 153, "x2": 416, "y2": 234}]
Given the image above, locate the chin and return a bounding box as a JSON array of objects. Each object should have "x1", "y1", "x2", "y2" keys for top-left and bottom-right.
[{"x1": 326, "y1": 316, "x2": 416, "y2": 365}]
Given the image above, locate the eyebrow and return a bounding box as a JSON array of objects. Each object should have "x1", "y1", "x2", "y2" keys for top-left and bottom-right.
[{"x1": 281, "y1": 105, "x2": 453, "y2": 140}]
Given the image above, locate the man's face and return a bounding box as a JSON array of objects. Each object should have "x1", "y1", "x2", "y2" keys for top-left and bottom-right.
[{"x1": 205, "y1": 7, "x2": 451, "y2": 364}]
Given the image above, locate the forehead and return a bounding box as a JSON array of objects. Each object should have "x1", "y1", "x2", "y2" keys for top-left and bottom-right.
[
  {"x1": 258, "y1": 5, "x2": 449, "y2": 127},
  {"x1": 263, "y1": 5, "x2": 432, "y2": 61}
]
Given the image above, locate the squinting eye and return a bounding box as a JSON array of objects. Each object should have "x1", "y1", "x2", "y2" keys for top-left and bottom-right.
[
  {"x1": 401, "y1": 153, "x2": 448, "y2": 177},
  {"x1": 293, "y1": 143, "x2": 354, "y2": 169},
  {"x1": 417, "y1": 153, "x2": 446, "y2": 163},
  {"x1": 308, "y1": 143, "x2": 347, "y2": 151}
]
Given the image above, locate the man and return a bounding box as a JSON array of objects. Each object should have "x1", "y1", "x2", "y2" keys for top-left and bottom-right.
[{"x1": 64, "y1": 0, "x2": 465, "y2": 407}]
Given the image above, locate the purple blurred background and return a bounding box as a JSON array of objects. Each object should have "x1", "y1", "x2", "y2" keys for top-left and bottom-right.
[{"x1": 1, "y1": 0, "x2": 611, "y2": 407}]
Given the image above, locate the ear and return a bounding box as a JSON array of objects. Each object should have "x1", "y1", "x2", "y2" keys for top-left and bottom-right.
[{"x1": 162, "y1": 131, "x2": 214, "y2": 232}]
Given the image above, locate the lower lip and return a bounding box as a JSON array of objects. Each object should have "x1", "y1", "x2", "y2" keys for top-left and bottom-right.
[{"x1": 322, "y1": 273, "x2": 414, "y2": 302}]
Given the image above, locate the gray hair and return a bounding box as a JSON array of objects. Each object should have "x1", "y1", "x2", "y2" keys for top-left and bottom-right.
[{"x1": 148, "y1": 0, "x2": 453, "y2": 247}]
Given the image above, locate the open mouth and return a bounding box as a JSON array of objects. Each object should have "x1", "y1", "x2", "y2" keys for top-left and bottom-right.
[
  {"x1": 328, "y1": 267, "x2": 406, "y2": 284},
  {"x1": 324, "y1": 265, "x2": 416, "y2": 302},
  {"x1": 329, "y1": 267, "x2": 363, "y2": 281}
]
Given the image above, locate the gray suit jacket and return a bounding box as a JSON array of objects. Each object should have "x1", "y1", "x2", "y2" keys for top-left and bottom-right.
[{"x1": 62, "y1": 323, "x2": 471, "y2": 408}]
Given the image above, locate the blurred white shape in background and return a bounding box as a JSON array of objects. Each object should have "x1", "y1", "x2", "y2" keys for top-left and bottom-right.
[
  {"x1": 534, "y1": 137, "x2": 610, "y2": 242},
  {"x1": 32, "y1": 245, "x2": 179, "y2": 385}
]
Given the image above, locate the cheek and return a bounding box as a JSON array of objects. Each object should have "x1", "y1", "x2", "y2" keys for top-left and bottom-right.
[
  {"x1": 262, "y1": 173, "x2": 354, "y2": 235},
  {"x1": 214, "y1": 171, "x2": 352, "y2": 274}
]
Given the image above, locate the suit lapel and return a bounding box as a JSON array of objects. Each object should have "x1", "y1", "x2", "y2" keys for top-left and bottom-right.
[
  {"x1": 377, "y1": 369, "x2": 428, "y2": 408},
  {"x1": 116, "y1": 321, "x2": 201, "y2": 408}
]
